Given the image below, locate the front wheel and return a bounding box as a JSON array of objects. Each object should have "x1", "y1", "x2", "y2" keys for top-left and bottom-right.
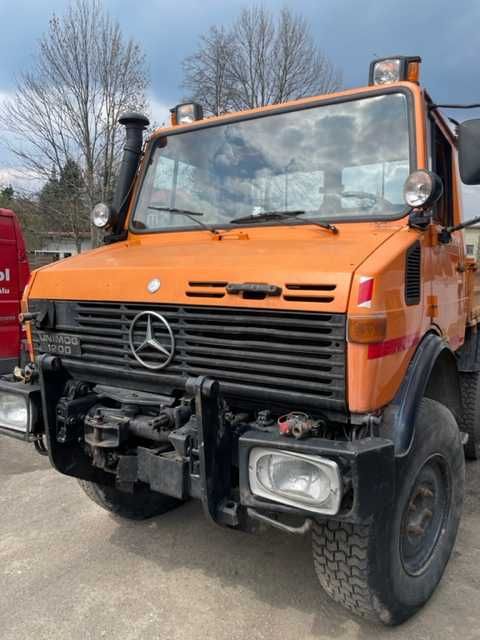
[
  {"x1": 78, "y1": 480, "x2": 182, "y2": 520},
  {"x1": 312, "y1": 398, "x2": 465, "y2": 625},
  {"x1": 458, "y1": 371, "x2": 480, "y2": 459}
]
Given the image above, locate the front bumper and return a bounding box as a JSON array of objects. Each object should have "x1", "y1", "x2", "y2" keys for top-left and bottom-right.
[
  {"x1": 0, "y1": 361, "x2": 395, "y2": 526},
  {"x1": 238, "y1": 430, "x2": 395, "y2": 523}
]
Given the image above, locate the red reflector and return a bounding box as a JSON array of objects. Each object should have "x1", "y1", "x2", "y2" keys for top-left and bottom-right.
[
  {"x1": 358, "y1": 277, "x2": 374, "y2": 308},
  {"x1": 368, "y1": 333, "x2": 420, "y2": 359}
]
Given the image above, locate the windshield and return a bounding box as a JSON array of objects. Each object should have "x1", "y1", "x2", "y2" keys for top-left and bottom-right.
[{"x1": 132, "y1": 92, "x2": 411, "y2": 232}]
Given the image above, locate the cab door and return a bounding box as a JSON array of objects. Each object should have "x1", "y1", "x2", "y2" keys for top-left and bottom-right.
[{"x1": 428, "y1": 118, "x2": 467, "y2": 347}]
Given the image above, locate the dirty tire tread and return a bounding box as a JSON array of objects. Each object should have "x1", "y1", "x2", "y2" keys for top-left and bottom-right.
[
  {"x1": 459, "y1": 372, "x2": 480, "y2": 459},
  {"x1": 78, "y1": 480, "x2": 181, "y2": 520},
  {"x1": 311, "y1": 398, "x2": 464, "y2": 625},
  {"x1": 312, "y1": 521, "x2": 376, "y2": 620}
]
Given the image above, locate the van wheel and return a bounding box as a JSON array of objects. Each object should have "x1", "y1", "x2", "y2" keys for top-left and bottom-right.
[
  {"x1": 78, "y1": 480, "x2": 182, "y2": 520},
  {"x1": 311, "y1": 398, "x2": 464, "y2": 625},
  {"x1": 459, "y1": 372, "x2": 480, "y2": 459}
]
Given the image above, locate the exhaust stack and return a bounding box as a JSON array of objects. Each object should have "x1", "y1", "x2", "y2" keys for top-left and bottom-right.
[{"x1": 112, "y1": 111, "x2": 149, "y2": 233}]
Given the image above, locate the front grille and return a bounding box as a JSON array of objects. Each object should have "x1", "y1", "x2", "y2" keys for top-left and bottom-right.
[{"x1": 31, "y1": 301, "x2": 346, "y2": 412}]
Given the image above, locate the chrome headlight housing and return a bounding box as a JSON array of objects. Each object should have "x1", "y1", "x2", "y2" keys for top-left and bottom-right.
[
  {"x1": 91, "y1": 202, "x2": 114, "y2": 229},
  {"x1": 404, "y1": 169, "x2": 443, "y2": 209},
  {"x1": 248, "y1": 447, "x2": 343, "y2": 515}
]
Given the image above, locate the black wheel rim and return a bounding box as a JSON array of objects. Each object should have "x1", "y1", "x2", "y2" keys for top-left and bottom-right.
[{"x1": 400, "y1": 454, "x2": 451, "y2": 576}]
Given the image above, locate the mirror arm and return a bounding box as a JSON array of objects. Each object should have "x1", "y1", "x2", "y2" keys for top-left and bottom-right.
[
  {"x1": 444, "y1": 214, "x2": 480, "y2": 234},
  {"x1": 437, "y1": 214, "x2": 480, "y2": 245}
]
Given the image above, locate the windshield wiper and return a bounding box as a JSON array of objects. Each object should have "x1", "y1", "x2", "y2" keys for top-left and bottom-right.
[
  {"x1": 147, "y1": 205, "x2": 218, "y2": 235},
  {"x1": 229, "y1": 210, "x2": 338, "y2": 233}
]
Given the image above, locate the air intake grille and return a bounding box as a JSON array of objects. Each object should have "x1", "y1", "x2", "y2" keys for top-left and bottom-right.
[
  {"x1": 31, "y1": 301, "x2": 346, "y2": 412},
  {"x1": 405, "y1": 242, "x2": 421, "y2": 305},
  {"x1": 283, "y1": 283, "x2": 336, "y2": 303}
]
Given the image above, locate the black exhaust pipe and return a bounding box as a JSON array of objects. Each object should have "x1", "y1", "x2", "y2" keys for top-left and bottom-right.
[{"x1": 111, "y1": 111, "x2": 149, "y2": 236}]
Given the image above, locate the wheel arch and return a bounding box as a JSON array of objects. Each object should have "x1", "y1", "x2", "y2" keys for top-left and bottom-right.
[{"x1": 382, "y1": 332, "x2": 461, "y2": 455}]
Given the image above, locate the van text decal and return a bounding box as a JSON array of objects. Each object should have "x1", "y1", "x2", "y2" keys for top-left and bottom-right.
[{"x1": 0, "y1": 268, "x2": 11, "y2": 294}]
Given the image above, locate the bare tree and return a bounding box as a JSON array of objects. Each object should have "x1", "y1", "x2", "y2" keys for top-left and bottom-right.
[
  {"x1": 0, "y1": 0, "x2": 148, "y2": 246},
  {"x1": 182, "y1": 6, "x2": 341, "y2": 115},
  {"x1": 183, "y1": 26, "x2": 235, "y2": 116}
]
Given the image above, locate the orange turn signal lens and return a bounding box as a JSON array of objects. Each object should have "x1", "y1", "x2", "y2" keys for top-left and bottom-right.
[
  {"x1": 348, "y1": 315, "x2": 387, "y2": 344},
  {"x1": 407, "y1": 61, "x2": 420, "y2": 83}
]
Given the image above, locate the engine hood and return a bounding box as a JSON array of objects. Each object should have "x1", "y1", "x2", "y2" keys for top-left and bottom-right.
[{"x1": 28, "y1": 223, "x2": 402, "y2": 313}]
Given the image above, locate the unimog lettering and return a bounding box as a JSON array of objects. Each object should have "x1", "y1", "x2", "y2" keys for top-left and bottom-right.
[{"x1": 37, "y1": 332, "x2": 81, "y2": 356}]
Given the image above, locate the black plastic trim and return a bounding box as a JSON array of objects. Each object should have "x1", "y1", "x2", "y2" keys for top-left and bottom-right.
[
  {"x1": 238, "y1": 430, "x2": 395, "y2": 524},
  {"x1": 381, "y1": 332, "x2": 458, "y2": 455},
  {"x1": 0, "y1": 357, "x2": 17, "y2": 375},
  {"x1": 405, "y1": 240, "x2": 421, "y2": 305}
]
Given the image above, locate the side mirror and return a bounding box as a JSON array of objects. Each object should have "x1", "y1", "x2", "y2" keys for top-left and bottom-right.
[{"x1": 458, "y1": 119, "x2": 480, "y2": 185}]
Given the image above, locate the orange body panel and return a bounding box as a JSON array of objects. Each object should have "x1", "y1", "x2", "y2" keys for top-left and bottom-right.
[
  {"x1": 28, "y1": 223, "x2": 401, "y2": 312},
  {"x1": 348, "y1": 227, "x2": 429, "y2": 412},
  {"x1": 25, "y1": 80, "x2": 475, "y2": 416}
]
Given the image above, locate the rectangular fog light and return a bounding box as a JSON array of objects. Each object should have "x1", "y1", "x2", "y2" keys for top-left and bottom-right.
[
  {"x1": 0, "y1": 391, "x2": 32, "y2": 434},
  {"x1": 249, "y1": 448, "x2": 343, "y2": 515}
]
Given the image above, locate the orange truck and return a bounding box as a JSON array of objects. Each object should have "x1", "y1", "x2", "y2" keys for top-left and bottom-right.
[{"x1": 2, "y1": 55, "x2": 480, "y2": 625}]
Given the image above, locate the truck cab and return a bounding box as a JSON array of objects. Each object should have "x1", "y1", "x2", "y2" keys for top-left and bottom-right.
[
  {"x1": 2, "y1": 56, "x2": 480, "y2": 625},
  {"x1": 0, "y1": 208, "x2": 30, "y2": 374}
]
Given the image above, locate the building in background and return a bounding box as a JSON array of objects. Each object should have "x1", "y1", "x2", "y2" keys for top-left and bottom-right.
[
  {"x1": 29, "y1": 231, "x2": 91, "y2": 269},
  {"x1": 465, "y1": 224, "x2": 480, "y2": 260}
]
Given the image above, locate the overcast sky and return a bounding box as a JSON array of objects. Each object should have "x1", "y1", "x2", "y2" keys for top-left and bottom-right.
[{"x1": 0, "y1": 0, "x2": 479, "y2": 213}]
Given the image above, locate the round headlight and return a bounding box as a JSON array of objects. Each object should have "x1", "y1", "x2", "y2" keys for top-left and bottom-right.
[
  {"x1": 91, "y1": 202, "x2": 112, "y2": 229},
  {"x1": 404, "y1": 170, "x2": 443, "y2": 209}
]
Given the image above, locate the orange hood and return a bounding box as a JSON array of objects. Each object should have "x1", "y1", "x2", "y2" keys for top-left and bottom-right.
[{"x1": 28, "y1": 223, "x2": 402, "y2": 313}]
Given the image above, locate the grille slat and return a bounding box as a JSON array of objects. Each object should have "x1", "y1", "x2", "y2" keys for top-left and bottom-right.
[
  {"x1": 405, "y1": 242, "x2": 421, "y2": 306},
  {"x1": 183, "y1": 344, "x2": 341, "y2": 365},
  {"x1": 73, "y1": 306, "x2": 342, "y2": 330},
  {"x1": 31, "y1": 301, "x2": 346, "y2": 411}
]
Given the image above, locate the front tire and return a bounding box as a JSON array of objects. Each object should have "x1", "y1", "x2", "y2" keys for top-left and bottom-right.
[
  {"x1": 312, "y1": 398, "x2": 465, "y2": 625},
  {"x1": 78, "y1": 480, "x2": 182, "y2": 520},
  {"x1": 458, "y1": 371, "x2": 480, "y2": 460}
]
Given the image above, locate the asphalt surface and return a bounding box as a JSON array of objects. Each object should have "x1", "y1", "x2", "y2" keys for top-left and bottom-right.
[{"x1": 1, "y1": 437, "x2": 480, "y2": 640}]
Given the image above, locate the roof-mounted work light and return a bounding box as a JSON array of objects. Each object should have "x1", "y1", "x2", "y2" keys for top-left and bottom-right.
[
  {"x1": 369, "y1": 56, "x2": 421, "y2": 86},
  {"x1": 170, "y1": 102, "x2": 204, "y2": 126}
]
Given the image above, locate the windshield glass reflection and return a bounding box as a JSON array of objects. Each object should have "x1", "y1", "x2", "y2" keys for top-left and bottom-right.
[{"x1": 132, "y1": 92, "x2": 411, "y2": 231}]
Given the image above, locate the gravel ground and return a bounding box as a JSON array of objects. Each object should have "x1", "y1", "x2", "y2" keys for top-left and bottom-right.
[{"x1": 1, "y1": 436, "x2": 479, "y2": 640}]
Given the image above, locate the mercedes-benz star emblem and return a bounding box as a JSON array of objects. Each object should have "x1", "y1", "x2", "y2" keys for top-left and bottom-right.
[
  {"x1": 128, "y1": 311, "x2": 175, "y2": 370},
  {"x1": 147, "y1": 278, "x2": 161, "y2": 293}
]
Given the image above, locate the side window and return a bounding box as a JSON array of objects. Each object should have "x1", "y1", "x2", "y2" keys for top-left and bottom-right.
[{"x1": 431, "y1": 122, "x2": 453, "y2": 226}]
